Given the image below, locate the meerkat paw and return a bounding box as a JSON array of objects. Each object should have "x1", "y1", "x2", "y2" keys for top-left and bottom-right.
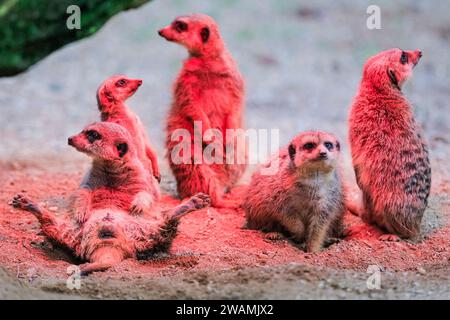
[
  {"x1": 74, "y1": 204, "x2": 90, "y2": 224},
  {"x1": 324, "y1": 237, "x2": 341, "y2": 247},
  {"x1": 188, "y1": 193, "x2": 211, "y2": 210},
  {"x1": 11, "y1": 194, "x2": 37, "y2": 212},
  {"x1": 130, "y1": 191, "x2": 153, "y2": 215},
  {"x1": 378, "y1": 233, "x2": 401, "y2": 242},
  {"x1": 264, "y1": 232, "x2": 284, "y2": 241}
]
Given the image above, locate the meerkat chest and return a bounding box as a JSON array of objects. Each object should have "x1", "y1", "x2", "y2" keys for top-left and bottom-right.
[
  {"x1": 289, "y1": 177, "x2": 337, "y2": 213},
  {"x1": 177, "y1": 72, "x2": 241, "y2": 116}
]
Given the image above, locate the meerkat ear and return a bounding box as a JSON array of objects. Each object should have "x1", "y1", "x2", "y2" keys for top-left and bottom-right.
[
  {"x1": 97, "y1": 86, "x2": 115, "y2": 107},
  {"x1": 200, "y1": 27, "x2": 210, "y2": 43},
  {"x1": 288, "y1": 143, "x2": 296, "y2": 161},
  {"x1": 336, "y1": 141, "x2": 341, "y2": 151},
  {"x1": 116, "y1": 143, "x2": 128, "y2": 157},
  {"x1": 387, "y1": 68, "x2": 400, "y2": 90}
]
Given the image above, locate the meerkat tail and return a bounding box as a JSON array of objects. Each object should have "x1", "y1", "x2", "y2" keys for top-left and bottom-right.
[{"x1": 80, "y1": 262, "x2": 114, "y2": 276}]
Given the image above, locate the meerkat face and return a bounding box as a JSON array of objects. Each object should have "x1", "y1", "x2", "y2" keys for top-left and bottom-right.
[
  {"x1": 97, "y1": 75, "x2": 142, "y2": 107},
  {"x1": 363, "y1": 48, "x2": 422, "y2": 91},
  {"x1": 288, "y1": 131, "x2": 340, "y2": 173},
  {"x1": 158, "y1": 14, "x2": 224, "y2": 57},
  {"x1": 68, "y1": 122, "x2": 133, "y2": 162}
]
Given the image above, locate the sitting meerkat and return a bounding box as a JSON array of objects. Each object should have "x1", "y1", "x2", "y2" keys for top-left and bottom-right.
[
  {"x1": 11, "y1": 193, "x2": 210, "y2": 275},
  {"x1": 97, "y1": 75, "x2": 161, "y2": 183},
  {"x1": 158, "y1": 14, "x2": 246, "y2": 208},
  {"x1": 348, "y1": 48, "x2": 431, "y2": 240},
  {"x1": 243, "y1": 131, "x2": 345, "y2": 253},
  {"x1": 68, "y1": 122, "x2": 160, "y2": 223}
]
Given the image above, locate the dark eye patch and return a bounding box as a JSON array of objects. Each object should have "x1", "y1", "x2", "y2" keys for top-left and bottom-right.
[
  {"x1": 116, "y1": 79, "x2": 127, "y2": 87},
  {"x1": 324, "y1": 142, "x2": 333, "y2": 150},
  {"x1": 174, "y1": 20, "x2": 188, "y2": 32},
  {"x1": 116, "y1": 142, "x2": 128, "y2": 157},
  {"x1": 200, "y1": 27, "x2": 210, "y2": 43},
  {"x1": 303, "y1": 142, "x2": 316, "y2": 151},
  {"x1": 400, "y1": 51, "x2": 408, "y2": 64},
  {"x1": 86, "y1": 130, "x2": 102, "y2": 143}
]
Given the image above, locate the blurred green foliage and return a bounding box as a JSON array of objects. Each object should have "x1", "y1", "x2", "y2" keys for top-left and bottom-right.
[{"x1": 0, "y1": 0, "x2": 151, "y2": 76}]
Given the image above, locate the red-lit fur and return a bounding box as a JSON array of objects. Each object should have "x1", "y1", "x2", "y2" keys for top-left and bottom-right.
[
  {"x1": 159, "y1": 14, "x2": 246, "y2": 208},
  {"x1": 68, "y1": 122, "x2": 160, "y2": 223},
  {"x1": 11, "y1": 193, "x2": 210, "y2": 275},
  {"x1": 348, "y1": 48, "x2": 431, "y2": 240},
  {"x1": 97, "y1": 75, "x2": 161, "y2": 183}
]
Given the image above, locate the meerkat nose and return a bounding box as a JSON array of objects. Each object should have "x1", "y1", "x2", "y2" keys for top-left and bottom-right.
[
  {"x1": 418, "y1": 50, "x2": 422, "y2": 58},
  {"x1": 68, "y1": 137, "x2": 74, "y2": 146},
  {"x1": 158, "y1": 29, "x2": 163, "y2": 36}
]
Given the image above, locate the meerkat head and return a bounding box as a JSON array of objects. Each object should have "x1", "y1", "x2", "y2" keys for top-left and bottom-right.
[
  {"x1": 158, "y1": 14, "x2": 224, "y2": 57},
  {"x1": 68, "y1": 122, "x2": 135, "y2": 162},
  {"x1": 288, "y1": 131, "x2": 340, "y2": 173},
  {"x1": 362, "y1": 48, "x2": 422, "y2": 91},
  {"x1": 96, "y1": 75, "x2": 143, "y2": 110}
]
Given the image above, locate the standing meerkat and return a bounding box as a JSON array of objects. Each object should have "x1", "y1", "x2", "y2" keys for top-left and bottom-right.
[
  {"x1": 68, "y1": 122, "x2": 160, "y2": 223},
  {"x1": 243, "y1": 131, "x2": 345, "y2": 253},
  {"x1": 348, "y1": 48, "x2": 431, "y2": 240},
  {"x1": 10, "y1": 193, "x2": 210, "y2": 275},
  {"x1": 158, "y1": 14, "x2": 246, "y2": 208},
  {"x1": 97, "y1": 75, "x2": 161, "y2": 183}
]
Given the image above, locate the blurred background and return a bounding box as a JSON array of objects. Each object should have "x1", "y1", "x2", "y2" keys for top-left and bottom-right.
[{"x1": 0, "y1": 0, "x2": 449, "y2": 183}]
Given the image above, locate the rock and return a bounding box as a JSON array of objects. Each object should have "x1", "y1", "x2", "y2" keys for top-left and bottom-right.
[{"x1": 0, "y1": 0, "x2": 152, "y2": 76}]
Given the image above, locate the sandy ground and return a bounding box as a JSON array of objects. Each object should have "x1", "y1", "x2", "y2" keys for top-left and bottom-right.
[{"x1": 0, "y1": 0, "x2": 449, "y2": 299}]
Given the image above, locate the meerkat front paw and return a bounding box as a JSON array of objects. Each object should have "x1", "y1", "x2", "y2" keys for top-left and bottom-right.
[
  {"x1": 264, "y1": 232, "x2": 284, "y2": 241},
  {"x1": 130, "y1": 191, "x2": 153, "y2": 215},
  {"x1": 75, "y1": 204, "x2": 90, "y2": 224},
  {"x1": 378, "y1": 233, "x2": 401, "y2": 242}
]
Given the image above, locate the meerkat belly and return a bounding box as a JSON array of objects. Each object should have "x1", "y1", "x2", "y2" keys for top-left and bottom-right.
[{"x1": 90, "y1": 188, "x2": 135, "y2": 211}]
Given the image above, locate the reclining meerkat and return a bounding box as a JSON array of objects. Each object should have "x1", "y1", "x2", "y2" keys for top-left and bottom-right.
[
  {"x1": 243, "y1": 131, "x2": 345, "y2": 253},
  {"x1": 159, "y1": 14, "x2": 246, "y2": 208},
  {"x1": 348, "y1": 48, "x2": 431, "y2": 241},
  {"x1": 97, "y1": 75, "x2": 161, "y2": 183},
  {"x1": 11, "y1": 193, "x2": 210, "y2": 275},
  {"x1": 68, "y1": 122, "x2": 160, "y2": 223}
]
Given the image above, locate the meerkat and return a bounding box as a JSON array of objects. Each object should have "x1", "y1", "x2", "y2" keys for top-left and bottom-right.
[
  {"x1": 68, "y1": 122, "x2": 160, "y2": 223},
  {"x1": 97, "y1": 75, "x2": 161, "y2": 183},
  {"x1": 243, "y1": 131, "x2": 345, "y2": 253},
  {"x1": 11, "y1": 193, "x2": 210, "y2": 275},
  {"x1": 158, "y1": 14, "x2": 246, "y2": 208},
  {"x1": 348, "y1": 48, "x2": 431, "y2": 240}
]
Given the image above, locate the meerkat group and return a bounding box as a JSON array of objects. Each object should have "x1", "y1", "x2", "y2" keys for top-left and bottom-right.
[{"x1": 9, "y1": 13, "x2": 432, "y2": 273}]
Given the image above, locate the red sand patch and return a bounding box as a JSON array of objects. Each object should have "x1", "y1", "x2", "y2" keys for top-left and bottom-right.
[{"x1": 0, "y1": 163, "x2": 448, "y2": 282}]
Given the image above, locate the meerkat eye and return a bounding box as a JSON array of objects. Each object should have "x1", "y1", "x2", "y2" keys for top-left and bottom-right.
[
  {"x1": 200, "y1": 27, "x2": 210, "y2": 43},
  {"x1": 303, "y1": 142, "x2": 316, "y2": 151},
  {"x1": 400, "y1": 51, "x2": 408, "y2": 64},
  {"x1": 324, "y1": 142, "x2": 333, "y2": 150},
  {"x1": 174, "y1": 20, "x2": 188, "y2": 32},
  {"x1": 116, "y1": 79, "x2": 127, "y2": 87},
  {"x1": 86, "y1": 130, "x2": 102, "y2": 143}
]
